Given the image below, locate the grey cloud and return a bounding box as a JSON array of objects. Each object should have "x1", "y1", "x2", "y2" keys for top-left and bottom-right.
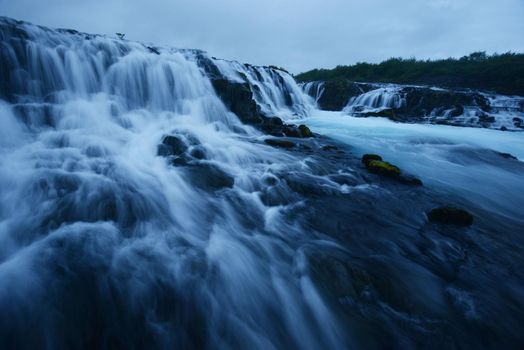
[{"x1": 1, "y1": 0, "x2": 523, "y2": 73}]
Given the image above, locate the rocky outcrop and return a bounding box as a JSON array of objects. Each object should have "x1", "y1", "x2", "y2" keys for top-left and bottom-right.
[
  {"x1": 427, "y1": 207, "x2": 474, "y2": 226},
  {"x1": 302, "y1": 79, "x2": 524, "y2": 130},
  {"x1": 210, "y1": 79, "x2": 262, "y2": 125},
  {"x1": 362, "y1": 154, "x2": 423, "y2": 185},
  {"x1": 315, "y1": 80, "x2": 365, "y2": 111}
]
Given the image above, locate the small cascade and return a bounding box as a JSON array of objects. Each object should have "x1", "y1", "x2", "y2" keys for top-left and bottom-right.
[
  {"x1": 301, "y1": 81, "x2": 325, "y2": 104},
  {"x1": 344, "y1": 84, "x2": 406, "y2": 112},
  {"x1": 212, "y1": 58, "x2": 313, "y2": 119}
]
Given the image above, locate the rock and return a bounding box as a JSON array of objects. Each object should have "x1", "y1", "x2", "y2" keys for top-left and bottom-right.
[
  {"x1": 298, "y1": 124, "x2": 314, "y2": 138},
  {"x1": 322, "y1": 145, "x2": 339, "y2": 151},
  {"x1": 360, "y1": 108, "x2": 397, "y2": 120},
  {"x1": 366, "y1": 160, "x2": 401, "y2": 177},
  {"x1": 283, "y1": 126, "x2": 301, "y2": 138},
  {"x1": 264, "y1": 139, "x2": 295, "y2": 148},
  {"x1": 186, "y1": 163, "x2": 234, "y2": 190},
  {"x1": 496, "y1": 152, "x2": 517, "y2": 160},
  {"x1": 211, "y1": 79, "x2": 261, "y2": 124},
  {"x1": 189, "y1": 146, "x2": 207, "y2": 160},
  {"x1": 500, "y1": 126, "x2": 508, "y2": 131},
  {"x1": 478, "y1": 114, "x2": 496, "y2": 124},
  {"x1": 427, "y1": 207, "x2": 474, "y2": 226},
  {"x1": 361, "y1": 154, "x2": 383, "y2": 165},
  {"x1": 158, "y1": 135, "x2": 187, "y2": 156},
  {"x1": 398, "y1": 174, "x2": 423, "y2": 186},
  {"x1": 314, "y1": 79, "x2": 364, "y2": 111}
]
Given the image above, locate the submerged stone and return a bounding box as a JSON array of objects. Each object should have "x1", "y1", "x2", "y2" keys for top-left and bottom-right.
[
  {"x1": 264, "y1": 139, "x2": 295, "y2": 148},
  {"x1": 427, "y1": 207, "x2": 474, "y2": 226}
]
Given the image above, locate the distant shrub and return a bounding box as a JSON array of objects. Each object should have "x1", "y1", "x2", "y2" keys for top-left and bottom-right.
[{"x1": 295, "y1": 52, "x2": 524, "y2": 96}]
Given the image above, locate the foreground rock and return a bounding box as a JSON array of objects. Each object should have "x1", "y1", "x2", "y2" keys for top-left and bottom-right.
[
  {"x1": 366, "y1": 160, "x2": 401, "y2": 177},
  {"x1": 362, "y1": 153, "x2": 422, "y2": 185},
  {"x1": 264, "y1": 139, "x2": 295, "y2": 148},
  {"x1": 427, "y1": 207, "x2": 474, "y2": 226}
]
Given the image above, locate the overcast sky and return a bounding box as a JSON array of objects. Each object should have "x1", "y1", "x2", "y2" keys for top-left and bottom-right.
[{"x1": 1, "y1": 0, "x2": 524, "y2": 73}]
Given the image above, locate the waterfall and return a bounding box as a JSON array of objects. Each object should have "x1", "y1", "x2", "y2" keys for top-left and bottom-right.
[
  {"x1": 0, "y1": 17, "x2": 342, "y2": 349},
  {"x1": 301, "y1": 81, "x2": 325, "y2": 105},
  {"x1": 344, "y1": 84, "x2": 406, "y2": 112}
]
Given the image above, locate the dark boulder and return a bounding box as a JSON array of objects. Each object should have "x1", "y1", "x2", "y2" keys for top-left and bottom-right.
[
  {"x1": 211, "y1": 78, "x2": 261, "y2": 124},
  {"x1": 496, "y1": 152, "x2": 518, "y2": 160},
  {"x1": 398, "y1": 174, "x2": 423, "y2": 186},
  {"x1": 359, "y1": 108, "x2": 398, "y2": 120},
  {"x1": 283, "y1": 126, "x2": 301, "y2": 137},
  {"x1": 298, "y1": 124, "x2": 314, "y2": 138},
  {"x1": 157, "y1": 135, "x2": 187, "y2": 157},
  {"x1": 316, "y1": 79, "x2": 364, "y2": 111},
  {"x1": 427, "y1": 207, "x2": 474, "y2": 226},
  {"x1": 185, "y1": 163, "x2": 234, "y2": 191},
  {"x1": 366, "y1": 160, "x2": 401, "y2": 177},
  {"x1": 264, "y1": 139, "x2": 295, "y2": 148},
  {"x1": 361, "y1": 154, "x2": 383, "y2": 165}
]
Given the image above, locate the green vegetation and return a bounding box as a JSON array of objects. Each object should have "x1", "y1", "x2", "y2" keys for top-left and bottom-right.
[
  {"x1": 366, "y1": 160, "x2": 401, "y2": 177},
  {"x1": 295, "y1": 52, "x2": 524, "y2": 96}
]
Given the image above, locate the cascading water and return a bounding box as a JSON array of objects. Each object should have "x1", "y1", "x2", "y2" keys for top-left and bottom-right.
[
  {"x1": 211, "y1": 59, "x2": 312, "y2": 119},
  {"x1": 344, "y1": 84, "x2": 406, "y2": 112},
  {"x1": 301, "y1": 81, "x2": 325, "y2": 105},
  {"x1": 0, "y1": 17, "x2": 348, "y2": 349}
]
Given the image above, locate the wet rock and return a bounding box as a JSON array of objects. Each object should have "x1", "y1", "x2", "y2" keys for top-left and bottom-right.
[
  {"x1": 366, "y1": 160, "x2": 401, "y2": 177},
  {"x1": 500, "y1": 126, "x2": 508, "y2": 131},
  {"x1": 427, "y1": 207, "x2": 474, "y2": 226},
  {"x1": 264, "y1": 139, "x2": 295, "y2": 148},
  {"x1": 260, "y1": 117, "x2": 286, "y2": 136},
  {"x1": 359, "y1": 108, "x2": 397, "y2": 120},
  {"x1": 497, "y1": 152, "x2": 517, "y2": 160},
  {"x1": 322, "y1": 145, "x2": 339, "y2": 151},
  {"x1": 398, "y1": 174, "x2": 423, "y2": 186},
  {"x1": 185, "y1": 163, "x2": 234, "y2": 190},
  {"x1": 158, "y1": 135, "x2": 187, "y2": 157},
  {"x1": 314, "y1": 79, "x2": 364, "y2": 111},
  {"x1": 283, "y1": 126, "x2": 301, "y2": 137},
  {"x1": 298, "y1": 124, "x2": 314, "y2": 138},
  {"x1": 211, "y1": 78, "x2": 261, "y2": 124},
  {"x1": 361, "y1": 154, "x2": 383, "y2": 165},
  {"x1": 189, "y1": 146, "x2": 207, "y2": 160}
]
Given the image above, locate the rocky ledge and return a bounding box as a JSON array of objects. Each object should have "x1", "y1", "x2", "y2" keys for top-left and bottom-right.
[{"x1": 302, "y1": 79, "x2": 524, "y2": 130}]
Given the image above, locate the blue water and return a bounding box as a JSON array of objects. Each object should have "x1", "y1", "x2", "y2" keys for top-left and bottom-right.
[{"x1": 300, "y1": 111, "x2": 524, "y2": 223}]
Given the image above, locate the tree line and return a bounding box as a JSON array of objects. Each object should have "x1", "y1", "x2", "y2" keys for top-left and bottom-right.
[{"x1": 295, "y1": 52, "x2": 524, "y2": 96}]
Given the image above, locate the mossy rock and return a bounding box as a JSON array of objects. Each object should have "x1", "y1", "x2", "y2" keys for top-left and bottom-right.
[
  {"x1": 264, "y1": 139, "x2": 295, "y2": 148},
  {"x1": 298, "y1": 124, "x2": 314, "y2": 138},
  {"x1": 366, "y1": 160, "x2": 401, "y2": 177},
  {"x1": 361, "y1": 154, "x2": 383, "y2": 165},
  {"x1": 427, "y1": 207, "x2": 473, "y2": 226}
]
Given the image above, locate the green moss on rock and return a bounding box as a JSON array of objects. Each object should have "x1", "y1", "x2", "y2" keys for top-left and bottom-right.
[
  {"x1": 362, "y1": 154, "x2": 383, "y2": 165},
  {"x1": 366, "y1": 160, "x2": 401, "y2": 177}
]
